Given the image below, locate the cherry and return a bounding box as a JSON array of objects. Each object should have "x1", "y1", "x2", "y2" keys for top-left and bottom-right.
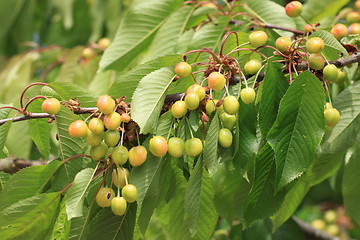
[
  {"x1": 171, "y1": 100, "x2": 187, "y2": 118},
  {"x1": 248, "y1": 31, "x2": 268, "y2": 48},
  {"x1": 324, "y1": 210, "x2": 337, "y2": 224},
  {"x1": 304, "y1": 24, "x2": 313, "y2": 33},
  {"x1": 218, "y1": 128, "x2": 233, "y2": 148},
  {"x1": 285, "y1": 1, "x2": 302, "y2": 18},
  {"x1": 185, "y1": 92, "x2": 200, "y2": 110},
  {"x1": 90, "y1": 142, "x2": 108, "y2": 161},
  {"x1": 104, "y1": 130, "x2": 120, "y2": 147},
  {"x1": 68, "y1": 120, "x2": 88, "y2": 138},
  {"x1": 325, "y1": 224, "x2": 340, "y2": 236},
  {"x1": 175, "y1": 62, "x2": 192, "y2": 78},
  {"x1": 334, "y1": 69, "x2": 345, "y2": 84},
  {"x1": 346, "y1": 11, "x2": 360, "y2": 23},
  {"x1": 309, "y1": 54, "x2": 325, "y2": 70},
  {"x1": 244, "y1": 59, "x2": 262, "y2": 75},
  {"x1": 240, "y1": 87, "x2": 256, "y2": 104},
  {"x1": 128, "y1": 146, "x2": 147, "y2": 166},
  {"x1": 89, "y1": 118, "x2": 104, "y2": 135},
  {"x1": 207, "y1": 72, "x2": 226, "y2": 91},
  {"x1": 306, "y1": 37, "x2": 324, "y2": 54},
  {"x1": 149, "y1": 136, "x2": 168, "y2": 157},
  {"x1": 111, "y1": 196, "x2": 127, "y2": 216},
  {"x1": 223, "y1": 95, "x2": 239, "y2": 115},
  {"x1": 103, "y1": 112, "x2": 122, "y2": 130},
  {"x1": 185, "y1": 138, "x2": 203, "y2": 158},
  {"x1": 122, "y1": 184, "x2": 138, "y2": 203},
  {"x1": 167, "y1": 137, "x2": 184, "y2": 158},
  {"x1": 86, "y1": 129, "x2": 103, "y2": 146},
  {"x1": 112, "y1": 167, "x2": 130, "y2": 188},
  {"x1": 41, "y1": 98, "x2": 61, "y2": 115},
  {"x1": 275, "y1": 37, "x2": 292, "y2": 52},
  {"x1": 96, "y1": 187, "x2": 115, "y2": 207},
  {"x1": 356, "y1": 0, "x2": 360, "y2": 10},
  {"x1": 220, "y1": 113, "x2": 236, "y2": 130},
  {"x1": 97, "y1": 95, "x2": 115, "y2": 114},
  {"x1": 311, "y1": 219, "x2": 326, "y2": 230},
  {"x1": 205, "y1": 99, "x2": 223, "y2": 114},
  {"x1": 349, "y1": 23, "x2": 360, "y2": 34},
  {"x1": 112, "y1": 146, "x2": 128, "y2": 165},
  {"x1": 82, "y1": 47, "x2": 95, "y2": 59},
  {"x1": 323, "y1": 64, "x2": 338, "y2": 82},
  {"x1": 187, "y1": 83, "x2": 206, "y2": 101},
  {"x1": 330, "y1": 23, "x2": 348, "y2": 40},
  {"x1": 98, "y1": 38, "x2": 111, "y2": 50},
  {"x1": 121, "y1": 113, "x2": 131, "y2": 123},
  {"x1": 324, "y1": 107, "x2": 340, "y2": 127}
]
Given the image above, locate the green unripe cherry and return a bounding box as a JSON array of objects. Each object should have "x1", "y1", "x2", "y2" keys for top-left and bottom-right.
[
  {"x1": 172, "y1": 100, "x2": 187, "y2": 118},
  {"x1": 218, "y1": 128, "x2": 233, "y2": 148},
  {"x1": 240, "y1": 87, "x2": 256, "y2": 104},
  {"x1": 323, "y1": 64, "x2": 338, "y2": 82},
  {"x1": 187, "y1": 83, "x2": 206, "y2": 101},
  {"x1": 333, "y1": 69, "x2": 345, "y2": 84},
  {"x1": 96, "y1": 187, "x2": 115, "y2": 207},
  {"x1": 223, "y1": 95, "x2": 240, "y2": 115},
  {"x1": 306, "y1": 37, "x2": 325, "y2": 54},
  {"x1": 324, "y1": 108, "x2": 340, "y2": 127},
  {"x1": 185, "y1": 92, "x2": 200, "y2": 110},
  {"x1": 167, "y1": 137, "x2": 185, "y2": 158},
  {"x1": 248, "y1": 31, "x2": 268, "y2": 48},
  {"x1": 86, "y1": 129, "x2": 103, "y2": 146},
  {"x1": 88, "y1": 118, "x2": 104, "y2": 135},
  {"x1": 275, "y1": 37, "x2": 292, "y2": 52},
  {"x1": 309, "y1": 54, "x2": 325, "y2": 70},
  {"x1": 185, "y1": 138, "x2": 203, "y2": 158},
  {"x1": 90, "y1": 142, "x2": 108, "y2": 161},
  {"x1": 104, "y1": 130, "x2": 120, "y2": 147},
  {"x1": 220, "y1": 113, "x2": 236, "y2": 130},
  {"x1": 175, "y1": 62, "x2": 192, "y2": 78},
  {"x1": 122, "y1": 184, "x2": 138, "y2": 203},
  {"x1": 111, "y1": 197, "x2": 127, "y2": 216},
  {"x1": 112, "y1": 167, "x2": 130, "y2": 188},
  {"x1": 103, "y1": 112, "x2": 122, "y2": 130},
  {"x1": 112, "y1": 146, "x2": 128, "y2": 165},
  {"x1": 244, "y1": 59, "x2": 262, "y2": 75}
]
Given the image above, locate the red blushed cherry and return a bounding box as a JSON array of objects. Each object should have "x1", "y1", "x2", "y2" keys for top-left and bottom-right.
[
  {"x1": 128, "y1": 146, "x2": 147, "y2": 166},
  {"x1": 41, "y1": 98, "x2": 61, "y2": 115},
  {"x1": 208, "y1": 72, "x2": 226, "y2": 91},
  {"x1": 149, "y1": 136, "x2": 168, "y2": 157},
  {"x1": 121, "y1": 113, "x2": 131, "y2": 123},
  {"x1": 285, "y1": 1, "x2": 302, "y2": 18},
  {"x1": 97, "y1": 95, "x2": 116, "y2": 114},
  {"x1": 304, "y1": 24, "x2": 313, "y2": 33},
  {"x1": 175, "y1": 62, "x2": 192, "y2": 78},
  {"x1": 98, "y1": 38, "x2": 111, "y2": 50},
  {"x1": 306, "y1": 37, "x2": 324, "y2": 54},
  {"x1": 331, "y1": 24, "x2": 348, "y2": 40},
  {"x1": 68, "y1": 120, "x2": 88, "y2": 138}
]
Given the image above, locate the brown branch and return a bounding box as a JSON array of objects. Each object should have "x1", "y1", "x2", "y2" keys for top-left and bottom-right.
[
  {"x1": 262, "y1": 23, "x2": 305, "y2": 35},
  {"x1": 0, "y1": 107, "x2": 97, "y2": 126}
]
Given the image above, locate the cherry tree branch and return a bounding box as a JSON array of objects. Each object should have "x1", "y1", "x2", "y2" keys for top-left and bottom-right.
[{"x1": 261, "y1": 23, "x2": 305, "y2": 35}]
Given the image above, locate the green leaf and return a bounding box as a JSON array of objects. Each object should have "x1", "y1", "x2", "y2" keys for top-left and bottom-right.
[
  {"x1": 66, "y1": 168, "x2": 97, "y2": 220},
  {"x1": 320, "y1": 81, "x2": 360, "y2": 154},
  {"x1": 213, "y1": 162, "x2": 251, "y2": 222},
  {"x1": 203, "y1": 113, "x2": 220, "y2": 175},
  {"x1": 0, "y1": 104, "x2": 13, "y2": 158},
  {"x1": 49, "y1": 82, "x2": 97, "y2": 107},
  {"x1": 143, "y1": 6, "x2": 194, "y2": 61},
  {"x1": 0, "y1": 171, "x2": 11, "y2": 191},
  {"x1": 0, "y1": 1, "x2": 25, "y2": 47},
  {"x1": 131, "y1": 67, "x2": 175, "y2": 134},
  {"x1": 236, "y1": 95, "x2": 258, "y2": 169},
  {"x1": 259, "y1": 61, "x2": 289, "y2": 137},
  {"x1": 52, "y1": 106, "x2": 89, "y2": 191},
  {"x1": 309, "y1": 30, "x2": 348, "y2": 60},
  {"x1": 271, "y1": 176, "x2": 311, "y2": 231},
  {"x1": 244, "y1": 0, "x2": 296, "y2": 38},
  {"x1": 343, "y1": 145, "x2": 360, "y2": 226},
  {"x1": 185, "y1": 159, "x2": 217, "y2": 239},
  {"x1": 244, "y1": 144, "x2": 285, "y2": 224},
  {"x1": 268, "y1": 71, "x2": 325, "y2": 190},
  {"x1": 0, "y1": 193, "x2": 60, "y2": 240},
  {"x1": 302, "y1": 0, "x2": 350, "y2": 23},
  {"x1": 88, "y1": 70, "x2": 114, "y2": 97},
  {"x1": 155, "y1": 111, "x2": 173, "y2": 138},
  {"x1": 50, "y1": 199, "x2": 71, "y2": 240},
  {"x1": 108, "y1": 54, "x2": 182, "y2": 100},
  {"x1": 0, "y1": 160, "x2": 60, "y2": 210},
  {"x1": 27, "y1": 99, "x2": 51, "y2": 159},
  {"x1": 99, "y1": 0, "x2": 182, "y2": 71},
  {"x1": 130, "y1": 149, "x2": 167, "y2": 234},
  {"x1": 56, "y1": 46, "x2": 84, "y2": 82},
  {"x1": 87, "y1": 203, "x2": 137, "y2": 239}
]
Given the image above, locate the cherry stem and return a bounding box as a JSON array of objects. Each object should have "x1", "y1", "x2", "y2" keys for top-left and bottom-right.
[
  {"x1": 135, "y1": 128, "x2": 141, "y2": 146},
  {"x1": 0, "y1": 106, "x2": 22, "y2": 113},
  {"x1": 63, "y1": 154, "x2": 92, "y2": 165},
  {"x1": 20, "y1": 82, "x2": 49, "y2": 109},
  {"x1": 252, "y1": 63, "x2": 267, "y2": 89},
  {"x1": 225, "y1": 48, "x2": 268, "y2": 60},
  {"x1": 119, "y1": 122, "x2": 125, "y2": 146},
  {"x1": 185, "y1": 117, "x2": 194, "y2": 139},
  {"x1": 324, "y1": 81, "x2": 333, "y2": 106},
  {"x1": 183, "y1": 48, "x2": 221, "y2": 63},
  {"x1": 257, "y1": 45, "x2": 287, "y2": 58},
  {"x1": 219, "y1": 31, "x2": 239, "y2": 57},
  {"x1": 23, "y1": 96, "x2": 48, "y2": 111}
]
